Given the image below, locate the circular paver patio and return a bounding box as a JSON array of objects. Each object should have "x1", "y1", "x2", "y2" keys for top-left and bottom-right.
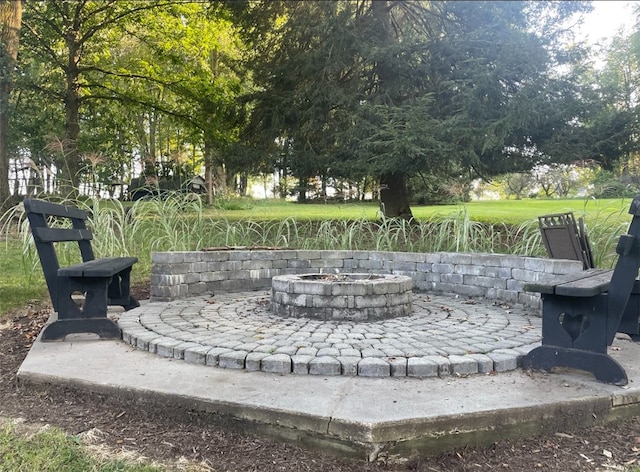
[{"x1": 118, "y1": 291, "x2": 542, "y2": 378}]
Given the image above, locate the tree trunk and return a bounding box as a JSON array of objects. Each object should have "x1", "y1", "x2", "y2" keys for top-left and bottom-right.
[
  {"x1": 371, "y1": 2, "x2": 414, "y2": 219},
  {"x1": 297, "y1": 174, "x2": 309, "y2": 202},
  {"x1": 379, "y1": 172, "x2": 413, "y2": 219},
  {"x1": 0, "y1": 0, "x2": 21, "y2": 209},
  {"x1": 278, "y1": 167, "x2": 288, "y2": 199},
  {"x1": 203, "y1": 137, "x2": 214, "y2": 205},
  {"x1": 238, "y1": 173, "x2": 248, "y2": 195},
  {"x1": 214, "y1": 163, "x2": 227, "y2": 194},
  {"x1": 60, "y1": 29, "x2": 82, "y2": 199}
]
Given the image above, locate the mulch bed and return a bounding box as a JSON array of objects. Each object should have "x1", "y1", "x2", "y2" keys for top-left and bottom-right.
[{"x1": 2, "y1": 284, "x2": 640, "y2": 471}]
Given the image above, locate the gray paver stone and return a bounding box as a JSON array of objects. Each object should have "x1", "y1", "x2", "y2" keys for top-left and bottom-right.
[
  {"x1": 291, "y1": 355, "x2": 314, "y2": 374},
  {"x1": 122, "y1": 286, "x2": 539, "y2": 378},
  {"x1": 337, "y1": 356, "x2": 361, "y2": 376},
  {"x1": 274, "y1": 346, "x2": 299, "y2": 355},
  {"x1": 253, "y1": 345, "x2": 278, "y2": 353},
  {"x1": 472, "y1": 342, "x2": 498, "y2": 353},
  {"x1": 217, "y1": 340, "x2": 243, "y2": 349},
  {"x1": 439, "y1": 345, "x2": 470, "y2": 356},
  {"x1": 494, "y1": 339, "x2": 524, "y2": 349},
  {"x1": 407, "y1": 357, "x2": 439, "y2": 377},
  {"x1": 487, "y1": 351, "x2": 518, "y2": 372},
  {"x1": 121, "y1": 331, "x2": 134, "y2": 345},
  {"x1": 317, "y1": 347, "x2": 340, "y2": 357},
  {"x1": 205, "y1": 347, "x2": 234, "y2": 366},
  {"x1": 388, "y1": 357, "x2": 407, "y2": 377},
  {"x1": 245, "y1": 352, "x2": 270, "y2": 371},
  {"x1": 117, "y1": 316, "x2": 140, "y2": 329},
  {"x1": 514, "y1": 343, "x2": 540, "y2": 356},
  {"x1": 134, "y1": 332, "x2": 162, "y2": 351},
  {"x1": 218, "y1": 351, "x2": 248, "y2": 369},
  {"x1": 146, "y1": 336, "x2": 172, "y2": 355},
  {"x1": 154, "y1": 338, "x2": 183, "y2": 358},
  {"x1": 467, "y1": 354, "x2": 494, "y2": 373},
  {"x1": 236, "y1": 342, "x2": 260, "y2": 351},
  {"x1": 381, "y1": 347, "x2": 405, "y2": 357},
  {"x1": 184, "y1": 345, "x2": 212, "y2": 365},
  {"x1": 358, "y1": 357, "x2": 390, "y2": 377},
  {"x1": 494, "y1": 348, "x2": 524, "y2": 365},
  {"x1": 309, "y1": 334, "x2": 328, "y2": 342},
  {"x1": 173, "y1": 342, "x2": 202, "y2": 360},
  {"x1": 339, "y1": 348, "x2": 361, "y2": 358},
  {"x1": 262, "y1": 354, "x2": 292, "y2": 374},
  {"x1": 401, "y1": 349, "x2": 420, "y2": 358},
  {"x1": 448, "y1": 355, "x2": 479, "y2": 375},
  {"x1": 361, "y1": 348, "x2": 386, "y2": 358},
  {"x1": 312, "y1": 342, "x2": 332, "y2": 349},
  {"x1": 296, "y1": 347, "x2": 318, "y2": 356},
  {"x1": 309, "y1": 356, "x2": 342, "y2": 376},
  {"x1": 331, "y1": 342, "x2": 352, "y2": 350},
  {"x1": 433, "y1": 356, "x2": 451, "y2": 377}
]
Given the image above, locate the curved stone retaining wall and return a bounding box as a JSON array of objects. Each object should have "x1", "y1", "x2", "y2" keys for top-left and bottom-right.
[{"x1": 150, "y1": 249, "x2": 584, "y2": 309}]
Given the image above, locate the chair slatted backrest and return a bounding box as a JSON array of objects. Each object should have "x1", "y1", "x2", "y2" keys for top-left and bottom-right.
[
  {"x1": 578, "y1": 217, "x2": 595, "y2": 269},
  {"x1": 538, "y1": 212, "x2": 594, "y2": 269},
  {"x1": 606, "y1": 195, "x2": 640, "y2": 343},
  {"x1": 23, "y1": 199, "x2": 95, "y2": 310}
]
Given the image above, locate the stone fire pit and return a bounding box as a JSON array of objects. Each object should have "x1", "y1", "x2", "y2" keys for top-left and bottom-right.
[{"x1": 271, "y1": 273, "x2": 413, "y2": 321}]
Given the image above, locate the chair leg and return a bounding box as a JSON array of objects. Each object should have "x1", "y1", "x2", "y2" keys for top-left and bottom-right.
[
  {"x1": 122, "y1": 296, "x2": 140, "y2": 311},
  {"x1": 107, "y1": 269, "x2": 139, "y2": 310},
  {"x1": 57, "y1": 276, "x2": 110, "y2": 319},
  {"x1": 40, "y1": 318, "x2": 121, "y2": 341},
  {"x1": 523, "y1": 345, "x2": 628, "y2": 386}
]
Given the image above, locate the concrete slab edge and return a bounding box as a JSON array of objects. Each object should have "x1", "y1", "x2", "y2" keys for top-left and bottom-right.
[
  {"x1": 16, "y1": 370, "x2": 369, "y2": 459},
  {"x1": 16, "y1": 368, "x2": 640, "y2": 462}
]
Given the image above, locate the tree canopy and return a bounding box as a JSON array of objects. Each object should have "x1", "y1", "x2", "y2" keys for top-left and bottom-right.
[{"x1": 1, "y1": 1, "x2": 638, "y2": 214}]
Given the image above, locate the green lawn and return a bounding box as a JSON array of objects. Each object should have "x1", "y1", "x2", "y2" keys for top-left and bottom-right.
[
  {"x1": 411, "y1": 197, "x2": 632, "y2": 225},
  {"x1": 208, "y1": 198, "x2": 381, "y2": 220},
  {"x1": 0, "y1": 423, "x2": 160, "y2": 472},
  {"x1": 214, "y1": 197, "x2": 633, "y2": 225},
  {"x1": 0, "y1": 239, "x2": 47, "y2": 315}
]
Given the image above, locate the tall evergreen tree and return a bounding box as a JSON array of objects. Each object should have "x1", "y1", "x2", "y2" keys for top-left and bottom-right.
[{"x1": 244, "y1": 1, "x2": 589, "y2": 216}]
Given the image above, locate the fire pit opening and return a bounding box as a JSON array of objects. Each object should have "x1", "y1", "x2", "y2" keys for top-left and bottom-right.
[{"x1": 271, "y1": 273, "x2": 413, "y2": 321}]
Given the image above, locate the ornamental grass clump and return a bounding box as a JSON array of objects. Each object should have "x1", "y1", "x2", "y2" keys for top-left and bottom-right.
[
  {"x1": 1, "y1": 192, "x2": 633, "y2": 285},
  {"x1": 506, "y1": 219, "x2": 545, "y2": 258},
  {"x1": 576, "y1": 207, "x2": 629, "y2": 268},
  {"x1": 127, "y1": 194, "x2": 210, "y2": 253},
  {"x1": 300, "y1": 219, "x2": 375, "y2": 250}
]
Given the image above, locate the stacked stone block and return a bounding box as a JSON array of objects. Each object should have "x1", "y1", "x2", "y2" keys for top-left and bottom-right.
[{"x1": 271, "y1": 273, "x2": 413, "y2": 321}]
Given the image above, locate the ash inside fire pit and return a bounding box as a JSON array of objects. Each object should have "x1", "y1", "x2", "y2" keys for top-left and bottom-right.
[{"x1": 270, "y1": 273, "x2": 413, "y2": 321}]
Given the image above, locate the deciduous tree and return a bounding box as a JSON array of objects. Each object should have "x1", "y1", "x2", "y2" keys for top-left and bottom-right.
[
  {"x1": 20, "y1": 0, "x2": 173, "y2": 198},
  {"x1": 0, "y1": 0, "x2": 20, "y2": 208}
]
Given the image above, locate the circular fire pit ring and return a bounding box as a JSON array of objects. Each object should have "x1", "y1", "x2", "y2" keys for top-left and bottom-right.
[{"x1": 271, "y1": 273, "x2": 413, "y2": 321}]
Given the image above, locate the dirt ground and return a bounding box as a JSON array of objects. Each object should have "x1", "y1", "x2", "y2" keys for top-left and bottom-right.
[{"x1": 2, "y1": 285, "x2": 640, "y2": 471}]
